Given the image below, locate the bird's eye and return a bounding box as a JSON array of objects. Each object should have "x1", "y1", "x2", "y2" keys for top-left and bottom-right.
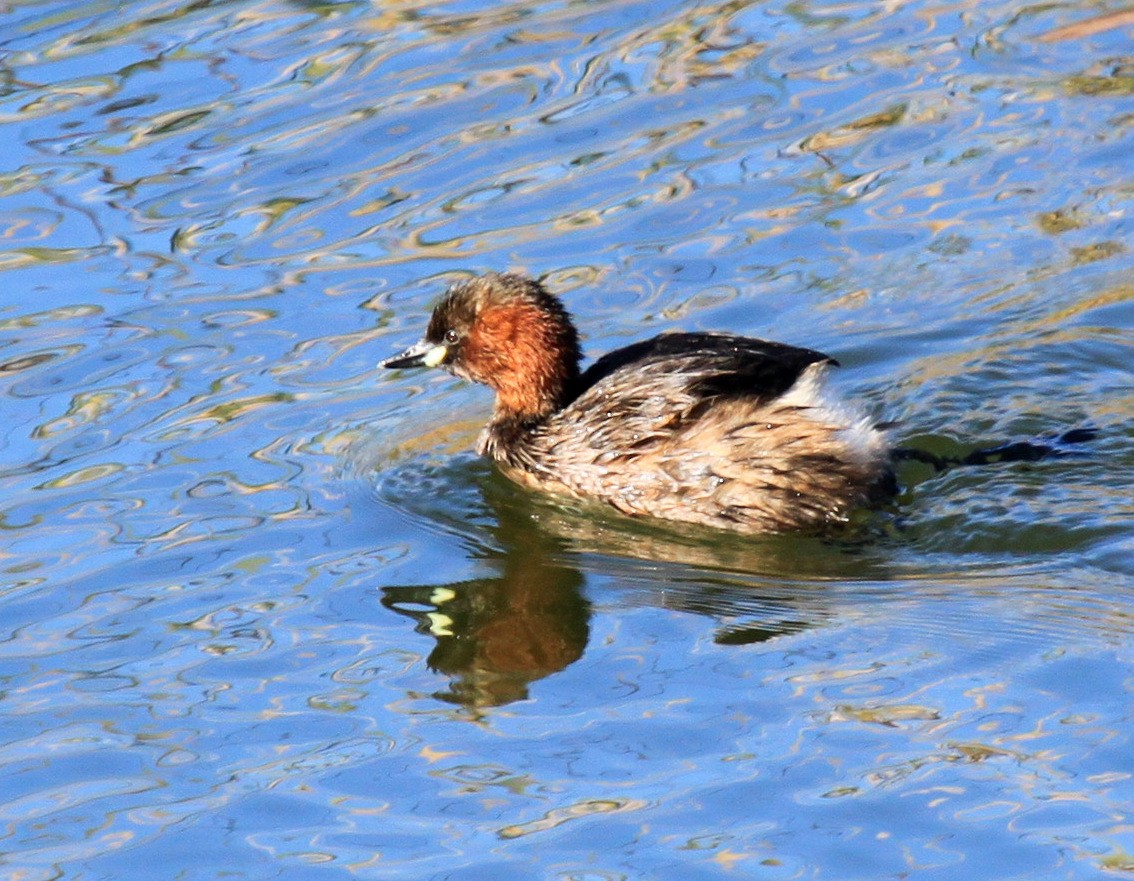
[{"x1": 444, "y1": 329, "x2": 460, "y2": 344}]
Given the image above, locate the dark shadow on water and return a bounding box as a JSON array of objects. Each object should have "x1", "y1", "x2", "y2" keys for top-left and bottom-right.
[{"x1": 894, "y1": 427, "x2": 1098, "y2": 474}]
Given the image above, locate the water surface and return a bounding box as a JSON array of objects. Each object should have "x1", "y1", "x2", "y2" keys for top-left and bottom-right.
[{"x1": 1, "y1": 0, "x2": 1133, "y2": 878}]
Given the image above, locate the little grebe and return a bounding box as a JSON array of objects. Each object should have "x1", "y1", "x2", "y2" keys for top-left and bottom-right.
[{"x1": 382, "y1": 272, "x2": 895, "y2": 533}]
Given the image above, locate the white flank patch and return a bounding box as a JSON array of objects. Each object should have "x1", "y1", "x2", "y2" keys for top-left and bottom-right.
[{"x1": 780, "y1": 363, "x2": 889, "y2": 465}]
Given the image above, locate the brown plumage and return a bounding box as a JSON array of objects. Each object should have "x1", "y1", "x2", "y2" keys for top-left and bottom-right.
[{"x1": 382, "y1": 272, "x2": 895, "y2": 533}]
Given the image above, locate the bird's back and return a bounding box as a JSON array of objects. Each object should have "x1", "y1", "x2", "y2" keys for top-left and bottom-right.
[{"x1": 484, "y1": 332, "x2": 894, "y2": 533}]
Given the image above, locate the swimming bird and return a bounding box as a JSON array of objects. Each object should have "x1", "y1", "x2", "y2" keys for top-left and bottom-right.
[{"x1": 382, "y1": 272, "x2": 895, "y2": 533}]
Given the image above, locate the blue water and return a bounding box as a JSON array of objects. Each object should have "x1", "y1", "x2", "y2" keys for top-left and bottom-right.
[{"x1": 2, "y1": 1, "x2": 1133, "y2": 878}]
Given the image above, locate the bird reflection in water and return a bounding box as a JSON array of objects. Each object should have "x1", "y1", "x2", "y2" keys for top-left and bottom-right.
[
  {"x1": 379, "y1": 467, "x2": 885, "y2": 710},
  {"x1": 381, "y1": 472, "x2": 590, "y2": 709}
]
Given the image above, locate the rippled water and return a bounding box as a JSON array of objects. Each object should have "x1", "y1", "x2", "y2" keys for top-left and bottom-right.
[{"x1": 2, "y1": 0, "x2": 1133, "y2": 878}]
